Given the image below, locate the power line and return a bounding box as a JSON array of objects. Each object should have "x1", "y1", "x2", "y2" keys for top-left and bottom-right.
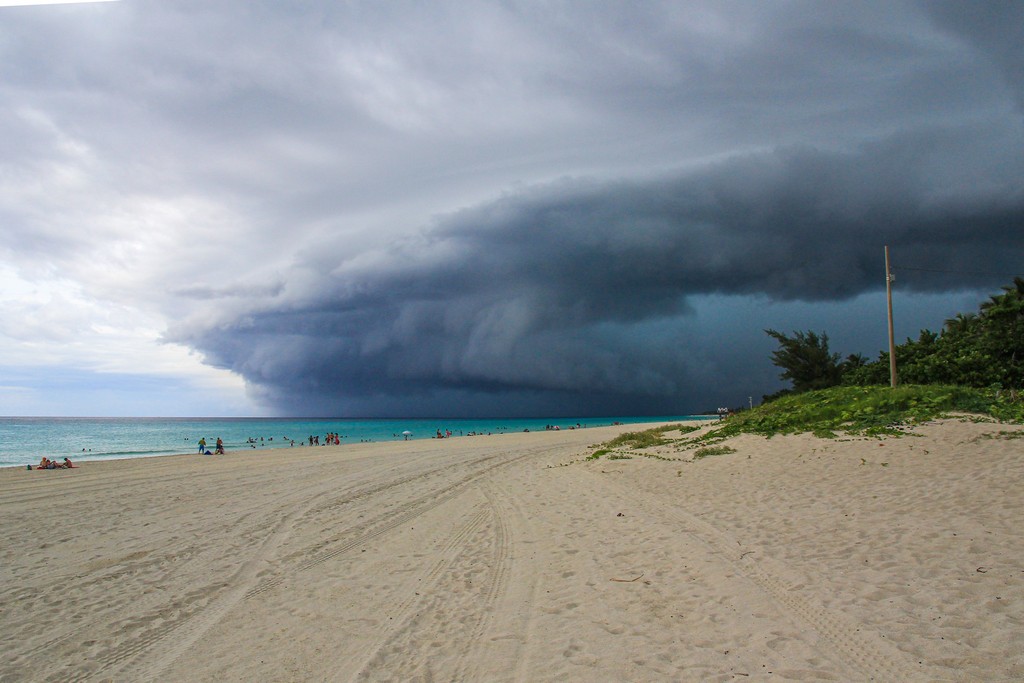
[{"x1": 895, "y1": 265, "x2": 1020, "y2": 279}]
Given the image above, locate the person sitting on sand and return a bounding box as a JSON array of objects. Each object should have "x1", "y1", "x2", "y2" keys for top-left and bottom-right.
[
  {"x1": 215, "y1": 437, "x2": 224, "y2": 455},
  {"x1": 37, "y1": 456, "x2": 51, "y2": 470},
  {"x1": 62, "y1": 457, "x2": 75, "y2": 468}
]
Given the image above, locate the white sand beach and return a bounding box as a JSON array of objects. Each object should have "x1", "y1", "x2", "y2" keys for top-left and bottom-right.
[{"x1": 2, "y1": 419, "x2": 1022, "y2": 682}]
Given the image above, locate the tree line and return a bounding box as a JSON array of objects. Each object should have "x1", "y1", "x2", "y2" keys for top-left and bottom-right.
[{"x1": 765, "y1": 276, "x2": 1024, "y2": 401}]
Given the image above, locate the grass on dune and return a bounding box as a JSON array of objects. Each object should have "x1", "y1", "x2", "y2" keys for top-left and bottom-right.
[
  {"x1": 586, "y1": 384, "x2": 1024, "y2": 460},
  {"x1": 599, "y1": 423, "x2": 701, "y2": 451},
  {"x1": 704, "y1": 384, "x2": 1024, "y2": 441}
]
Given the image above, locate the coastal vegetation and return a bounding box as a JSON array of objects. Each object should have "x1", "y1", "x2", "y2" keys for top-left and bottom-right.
[
  {"x1": 730, "y1": 277, "x2": 1024, "y2": 440},
  {"x1": 692, "y1": 445, "x2": 737, "y2": 459},
  {"x1": 586, "y1": 384, "x2": 1024, "y2": 461},
  {"x1": 584, "y1": 423, "x2": 701, "y2": 461},
  {"x1": 587, "y1": 277, "x2": 1024, "y2": 460},
  {"x1": 600, "y1": 424, "x2": 701, "y2": 450},
  {"x1": 765, "y1": 276, "x2": 1024, "y2": 398},
  {"x1": 705, "y1": 384, "x2": 1024, "y2": 439}
]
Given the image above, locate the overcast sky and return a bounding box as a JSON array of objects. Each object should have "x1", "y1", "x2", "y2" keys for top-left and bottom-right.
[{"x1": 2, "y1": 1, "x2": 1022, "y2": 417}]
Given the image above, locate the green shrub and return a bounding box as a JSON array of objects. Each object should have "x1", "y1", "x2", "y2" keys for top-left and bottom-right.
[
  {"x1": 703, "y1": 384, "x2": 1023, "y2": 441},
  {"x1": 693, "y1": 445, "x2": 737, "y2": 459},
  {"x1": 603, "y1": 423, "x2": 697, "y2": 450}
]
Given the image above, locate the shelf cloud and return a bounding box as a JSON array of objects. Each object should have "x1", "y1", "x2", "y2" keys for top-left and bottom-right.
[{"x1": 2, "y1": 1, "x2": 1022, "y2": 415}]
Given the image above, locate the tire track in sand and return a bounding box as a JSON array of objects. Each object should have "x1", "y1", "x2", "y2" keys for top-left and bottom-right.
[
  {"x1": 85, "y1": 448, "x2": 535, "y2": 682},
  {"x1": 593, "y1": 471, "x2": 945, "y2": 682},
  {"x1": 452, "y1": 478, "x2": 537, "y2": 683},
  {"x1": 350, "y1": 483, "x2": 513, "y2": 682},
  {"x1": 8, "y1": 459, "x2": 403, "y2": 680},
  {"x1": 447, "y1": 481, "x2": 514, "y2": 682},
  {"x1": 70, "y1": 482, "x2": 332, "y2": 683},
  {"x1": 349, "y1": 451, "x2": 555, "y2": 682},
  {"x1": 65, "y1": 457, "x2": 428, "y2": 682},
  {"x1": 243, "y1": 451, "x2": 514, "y2": 599},
  {"x1": 341, "y1": 501, "x2": 491, "y2": 681}
]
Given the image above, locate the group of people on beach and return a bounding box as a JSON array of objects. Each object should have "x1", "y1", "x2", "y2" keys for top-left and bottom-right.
[
  {"x1": 34, "y1": 457, "x2": 74, "y2": 470},
  {"x1": 197, "y1": 437, "x2": 225, "y2": 455},
  {"x1": 308, "y1": 433, "x2": 342, "y2": 446}
]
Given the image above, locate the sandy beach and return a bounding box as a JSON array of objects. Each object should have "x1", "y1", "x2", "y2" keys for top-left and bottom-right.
[{"x1": 2, "y1": 418, "x2": 1022, "y2": 682}]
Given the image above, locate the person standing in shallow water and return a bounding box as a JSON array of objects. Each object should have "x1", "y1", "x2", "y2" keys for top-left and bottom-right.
[{"x1": 198, "y1": 437, "x2": 206, "y2": 453}]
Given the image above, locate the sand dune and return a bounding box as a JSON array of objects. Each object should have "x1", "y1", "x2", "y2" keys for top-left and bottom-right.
[{"x1": 2, "y1": 419, "x2": 1022, "y2": 681}]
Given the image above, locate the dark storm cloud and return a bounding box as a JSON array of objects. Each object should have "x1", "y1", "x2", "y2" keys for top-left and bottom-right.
[
  {"x1": 924, "y1": 0, "x2": 1024, "y2": 110},
  {"x1": 3, "y1": 1, "x2": 1022, "y2": 416},
  {"x1": 173, "y1": 132, "x2": 1024, "y2": 416}
]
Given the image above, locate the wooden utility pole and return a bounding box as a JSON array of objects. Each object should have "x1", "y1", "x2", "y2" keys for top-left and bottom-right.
[{"x1": 885, "y1": 245, "x2": 897, "y2": 388}]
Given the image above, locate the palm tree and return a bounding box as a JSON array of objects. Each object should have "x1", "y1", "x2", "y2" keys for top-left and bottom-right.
[
  {"x1": 943, "y1": 312, "x2": 979, "y2": 336},
  {"x1": 980, "y1": 276, "x2": 1024, "y2": 317},
  {"x1": 978, "y1": 276, "x2": 1024, "y2": 388}
]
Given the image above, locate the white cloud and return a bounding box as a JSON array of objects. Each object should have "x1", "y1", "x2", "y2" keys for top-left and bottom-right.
[
  {"x1": 0, "y1": 263, "x2": 254, "y2": 411},
  {"x1": 0, "y1": 1, "x2": 118, "y2": 6}
]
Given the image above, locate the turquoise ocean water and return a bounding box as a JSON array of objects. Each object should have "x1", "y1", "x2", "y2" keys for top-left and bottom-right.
[{"x1": 0, "y1": 415, "x2": 712, "y2": 469}]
